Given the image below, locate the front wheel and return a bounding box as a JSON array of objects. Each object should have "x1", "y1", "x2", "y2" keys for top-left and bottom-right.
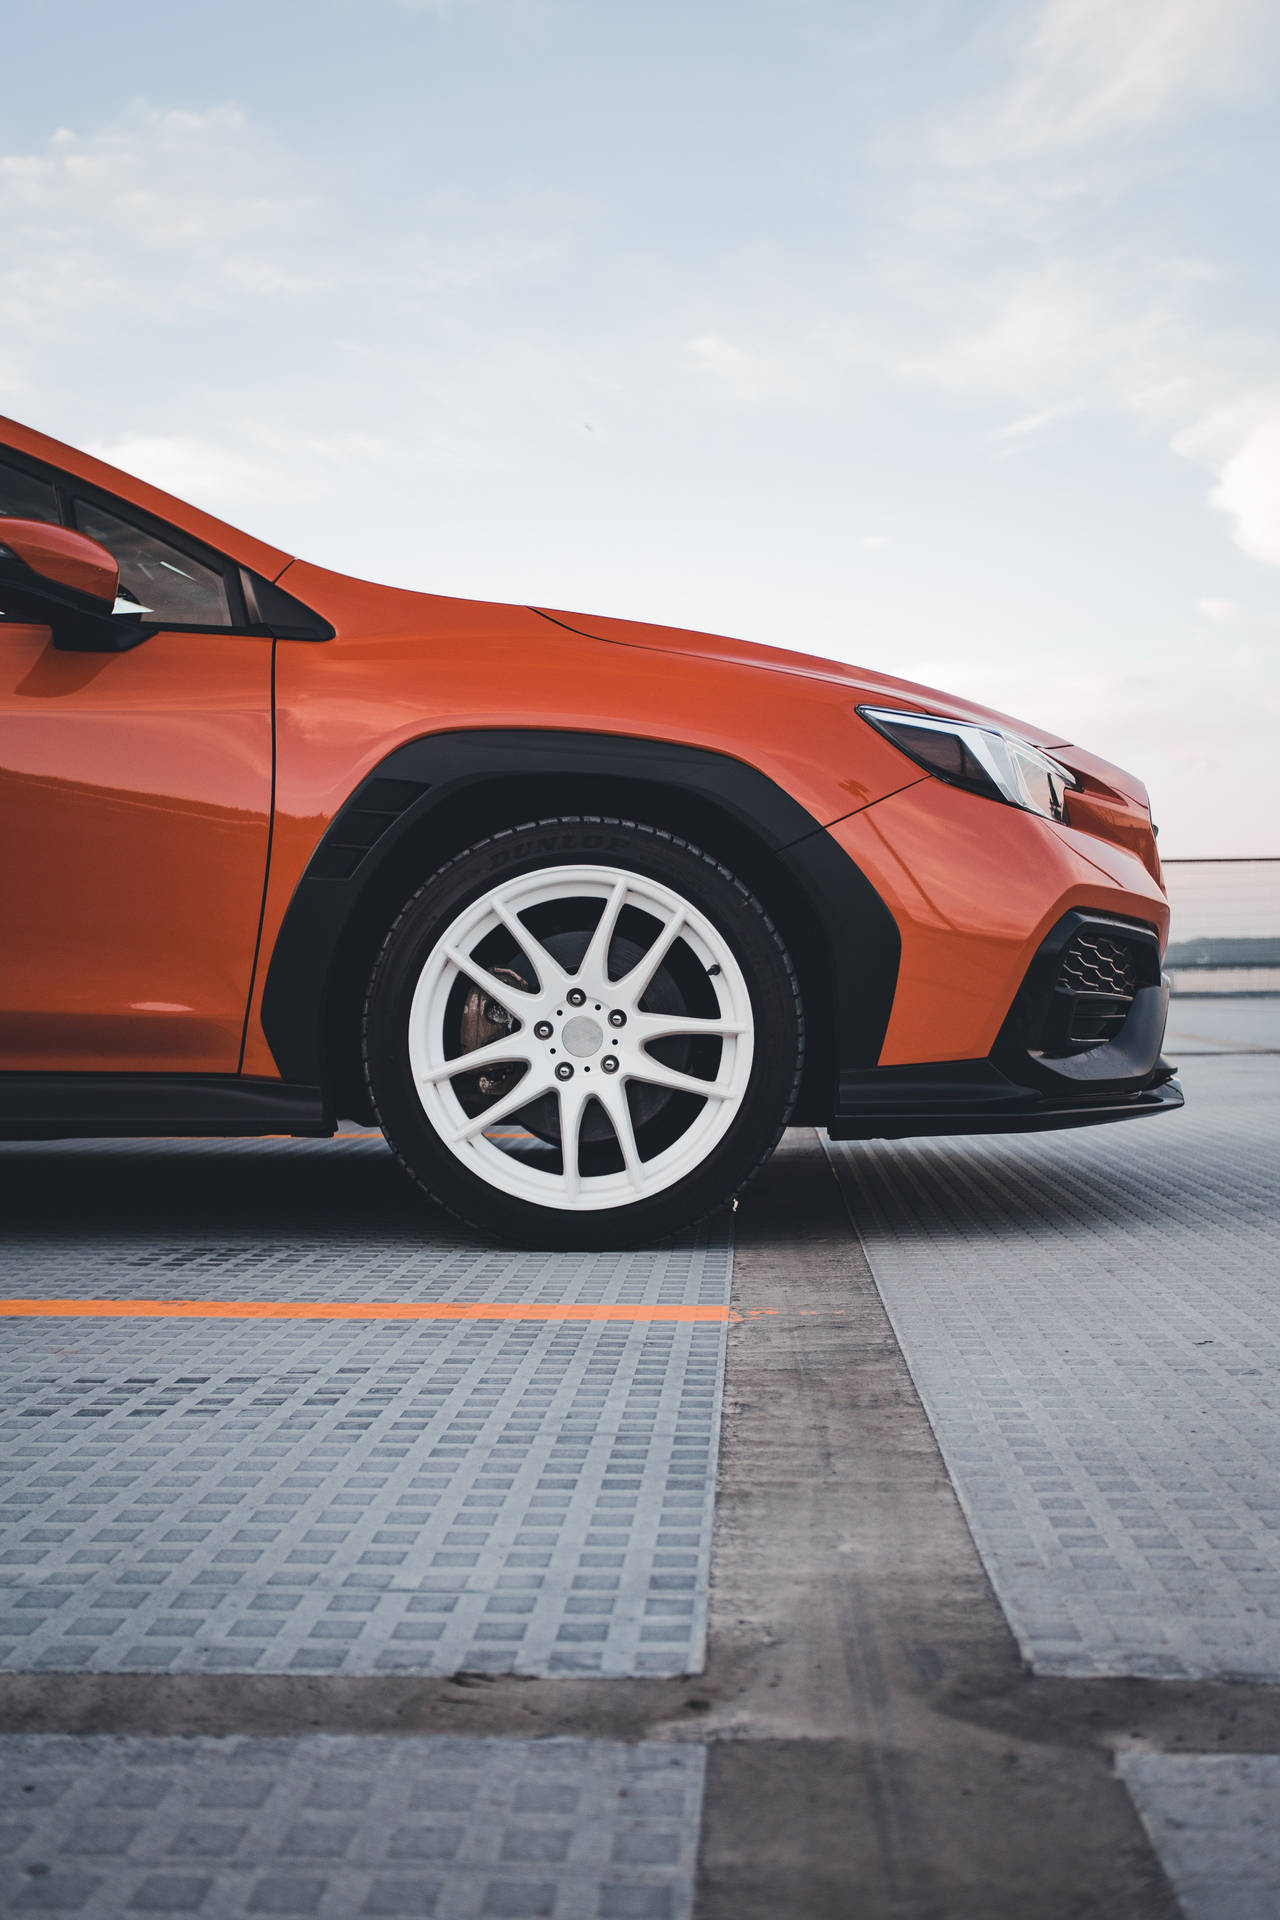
[{"x1": 362, "y1": 817, "x2": 804, "y2": 1247}]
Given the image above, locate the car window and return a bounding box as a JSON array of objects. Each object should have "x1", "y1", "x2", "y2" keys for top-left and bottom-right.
[
  {"x1": 72, "y1": 498, "x2": 232, "y2": 627},
  {"x1": 0, "y1": 459, "x2": 60, "y2": 523}
]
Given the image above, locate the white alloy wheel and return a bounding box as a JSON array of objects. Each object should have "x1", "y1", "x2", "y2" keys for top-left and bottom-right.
[{"x1": 405, "y1": 864, "x2": 755, "y2": 1211}]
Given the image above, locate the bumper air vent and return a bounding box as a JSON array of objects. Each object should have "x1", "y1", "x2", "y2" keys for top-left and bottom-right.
[{"x1": 1043, "y1": 929, "x2": 1140, "y2": 1055}]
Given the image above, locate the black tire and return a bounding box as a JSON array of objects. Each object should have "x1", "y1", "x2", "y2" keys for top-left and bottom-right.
[{"x1": 362, "y1": 816, "x2": 804, "y2": 1248}]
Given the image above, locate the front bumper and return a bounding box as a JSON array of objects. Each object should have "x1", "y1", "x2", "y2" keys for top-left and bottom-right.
[{"x1": 829, "y1": 906, "x2": 1184, "y2": 1141}]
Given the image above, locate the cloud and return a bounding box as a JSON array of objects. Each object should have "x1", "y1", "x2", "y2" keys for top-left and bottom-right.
[
  {"x1": 79, "y1": 434, "x2": 276, "y2": 508},
  {"x1": 887, "y1": 254, "x2": 1216, "y2": 447},
  {"x1": 1194, "y1": 596, "x2": 1280, "y2": 652},
  {"x1": 1170, "y1": 395, "x2": 1280, "y2": 569},
  {"x1": 1208, "y1": 412, "x2": 1280, "y2": 567},
  {"x1": 684, "y1": 333, "x2": 801, "y2": 404},
  {"x1": 0, "y1": 99, "x2": 603, "y2": 539},
  {"x1": 1196, "y1": 597, "x2": 1245, "y2": 626},
  {"x1": 916, "y1": 279, "x2": 1280, "y2": 575},
  {"x1": 79, "y1": 429, "x2": 394, "y2": 514},
  {"x1": 897, "y1": 264, "x2": 1112, "y2": 401},
  {"x1": 867, "y1": 1, "x2": 1280, "y2": 578},
  {"x1": 0, "y1": 101, "x2": 587, "y2": 384},
  {"x1": 0, "y1": 102, "x2": 325, "y2": 376},
  {"x1": 945, "y1": 0, "x2": 1271, "y2": 162}
]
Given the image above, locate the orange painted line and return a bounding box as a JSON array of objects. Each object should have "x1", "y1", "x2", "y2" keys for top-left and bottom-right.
[{"x1": 0, "y1": 1298, "x2": 733, "y2": 1324}]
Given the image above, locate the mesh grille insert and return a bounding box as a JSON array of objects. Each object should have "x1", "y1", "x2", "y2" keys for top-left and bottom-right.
[
  {"x1": 1057, "y1": 932, "x2": 1138, "y2": 1001},
  {"x1": 1047, "y1": 931, "x2": 1140, "y2": 1053}
]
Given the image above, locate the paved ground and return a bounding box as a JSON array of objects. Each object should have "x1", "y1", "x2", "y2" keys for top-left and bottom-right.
[
  {"x1": 1164, "y1": 995, "x2": 1280, "y2": 1054},
  {"x1": 827, "y1": 1053, "x2": 1280, "y2": 1680},
  {"x1": 1119, "y1": 1752, "x2": 1280, "y2": 1920},
  {"x1": 0, "y1": 1734, "x2": 704, "y2": 1919},
  {"x1": 0, "y1": 1220, "x2": 729, "y2": 1677},
  {"x1": 1, "y1": 1000, "x2": 1278, "y2": 1916}
]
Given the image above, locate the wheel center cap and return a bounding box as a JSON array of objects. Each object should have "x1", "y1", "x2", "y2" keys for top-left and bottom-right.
[{"x1": 561, "y1": 1014, "x2": 604, "y2": 1058}]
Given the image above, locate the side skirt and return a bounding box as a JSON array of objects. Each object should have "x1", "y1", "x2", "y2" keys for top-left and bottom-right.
[{"x1": 0, "y1": 1075, "x2": 333, "y2": 1141}]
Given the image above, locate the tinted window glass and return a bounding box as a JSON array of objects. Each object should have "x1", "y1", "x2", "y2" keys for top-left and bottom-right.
[
  {"x1": 73, "y1": 499, "x2": 231, "y2": 627},
  {"x1": 0, "y1": 459, "x2": 59, "y2": 523}
]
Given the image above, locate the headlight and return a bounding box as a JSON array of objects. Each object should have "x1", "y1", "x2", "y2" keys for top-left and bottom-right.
[{"x1": 858, "y1": 706, "x2": 1076, "y2": 823}]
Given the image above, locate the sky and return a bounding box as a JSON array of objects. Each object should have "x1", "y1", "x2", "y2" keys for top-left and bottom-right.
[{"x1": 3, "y1": 0, "x2": 1279, "y2": 855}]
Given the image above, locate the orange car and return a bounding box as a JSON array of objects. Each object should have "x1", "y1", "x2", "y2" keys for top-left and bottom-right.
[{"x1": 0, "y1": 415, "x2": 1180, "y2": 1246}]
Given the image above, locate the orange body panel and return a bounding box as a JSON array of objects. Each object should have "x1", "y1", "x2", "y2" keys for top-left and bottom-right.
[
  {"x1": 535, "y1": 604, "x2": 1075, "y2": 751},
  {"x1": 0, "y1": 623, "x2": 271, "y2": 1071},
  {"x1": 238, "y1": 559, "x2": 931, "y2": 1075},
  {"x1": 830, "y1": 781, "x2": 1169, "y2": 1065},
  {"x1": 1, "y1": 413, "x2": 1173, "y2": 1099}
]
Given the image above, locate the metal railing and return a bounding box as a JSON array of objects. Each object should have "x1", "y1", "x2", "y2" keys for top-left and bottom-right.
[{"x1": 1161, "y1": 858, "x2": 1280, "y2": 993}]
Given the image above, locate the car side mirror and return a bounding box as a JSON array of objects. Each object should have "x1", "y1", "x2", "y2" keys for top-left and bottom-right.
[{"x1": 0, "y1": 518, "x2": 145, "y2": 652}]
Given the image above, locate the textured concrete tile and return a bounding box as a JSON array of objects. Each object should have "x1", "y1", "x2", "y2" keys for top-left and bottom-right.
[
  {"x1": 0, "y1": 1736, "x2": 704, "y2": 1920},
  {"x1": 0, "y1": 1152, "x2": 729, "y2": 1679},
  {"x1": 1119, "y1": 1752, "x2": 1280, "y2": 1920},
  {"x1": 0, "y1": 1320, "x2": 726, "y2": 1678},
  {"x1": 0, "y1": 1138, "x2": 729, "y2": 1308},
  {"x1": 828, "y1": 1056, "x2": 1280, "y2": 1679}
]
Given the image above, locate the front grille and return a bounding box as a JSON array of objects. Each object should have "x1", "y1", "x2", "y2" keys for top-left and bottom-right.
[{"x1": 1045, "y1": 931, "x2": 1140, "y2": 1054}]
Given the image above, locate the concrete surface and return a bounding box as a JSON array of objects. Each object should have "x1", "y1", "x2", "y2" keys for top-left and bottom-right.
[
  {"x1": 0, "y1": 1320, "x2": 724, "y2": 1679},
  {"x1": 1119, "y1": 1752, "x2": 1280, "y2": 1920},
  {"x1": 2, "y1": 1038, "x2": 1279, "y2": 1916},
  {"x1": 827, "y1": 1053, "x2": 1280, "y2": 1679},
  {"x1": 0, "y1": 1734, "x2": 704, "y2": 1918},
  {"x1": 0, "y1": 1155, "x2": 728, "y2": 1678},
  {"x1": 1165, "y1": 994, "x2": 1280, "y2": 1054}
]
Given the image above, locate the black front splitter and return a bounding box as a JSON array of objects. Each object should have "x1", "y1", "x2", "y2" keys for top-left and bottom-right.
[{"x1": 826, "y1": 1076, "x2": 1183, "y2": 1141}]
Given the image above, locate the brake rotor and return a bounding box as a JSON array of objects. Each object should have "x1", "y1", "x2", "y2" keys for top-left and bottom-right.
[{"x1": 458, "y1": 966, "x2": 529, "y2": 1101}]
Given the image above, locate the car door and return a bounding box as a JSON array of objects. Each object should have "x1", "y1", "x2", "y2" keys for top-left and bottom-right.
[{"x1": 0, "y1": 450, "x2": 272, "y2": 1074}]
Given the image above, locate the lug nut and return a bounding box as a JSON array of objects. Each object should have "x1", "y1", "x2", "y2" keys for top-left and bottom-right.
[
  {"x1": 555, "y1": 1062, "x2": 574, "y2": 1080},
  {"x1": 601, "y1": 1056, "x2": 619, "y2": 1074},
  {"x1": 566, "y1": 987, "x2": 586, "y2": 1007},
  {"x1": 608, "y1": 1010, "x2": 626, "y2": 1028},
  {"x1": 534, "y1": 1020, "x2": 553, "y2": 1040}
]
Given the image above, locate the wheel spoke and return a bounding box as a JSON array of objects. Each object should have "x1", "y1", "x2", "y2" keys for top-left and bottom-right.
[
  {"x1": 614, "y1": 906, "x2": 686, "y2": 1007},
  {"x1": 415, "y1": 1035, "x2": 532, "y2": 1088},
  {"x1": 446, "y1": 1069, "x2": 550, "y2": 1144},
  {"x1": 578, "y1": 878, "x2": 629, "y2": 988},
  {"x1": 626, "y1": 1055, "x2": 734, "y2": 1102},
  {"x1": 629, "y1": 1012, "x2": 746, "y2": 1044},
  {"x1": 557, "y1": 1082, "x2": 590, "y2": 1201},
  {"x1": 442, "y1": 944, "x2": 537, "y2": 1010},
  {"x1": 491, "y1": 897, "x2": 570, "y2": 995},
  {"x1": 595, "y1": 1077, "x2": 645, "y2": 1192}
]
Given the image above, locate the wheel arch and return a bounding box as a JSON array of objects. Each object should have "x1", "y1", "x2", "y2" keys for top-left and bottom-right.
[{"x1": 258, "y1": 730, "x2": 900, "y2": 1124}]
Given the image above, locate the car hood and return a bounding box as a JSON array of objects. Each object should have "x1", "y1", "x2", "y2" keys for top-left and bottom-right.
[
  {"x1": 535, "y1": 605, "x2": 1070, "y2": 744},
  {"x1": 532, "y1": 605, "x2": 1151, "y2": 807}
]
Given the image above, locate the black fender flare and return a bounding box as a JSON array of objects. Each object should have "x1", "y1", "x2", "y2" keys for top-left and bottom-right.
[{"x1": 259, "y1": 729, "x2": 900, "y2": 1120}]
